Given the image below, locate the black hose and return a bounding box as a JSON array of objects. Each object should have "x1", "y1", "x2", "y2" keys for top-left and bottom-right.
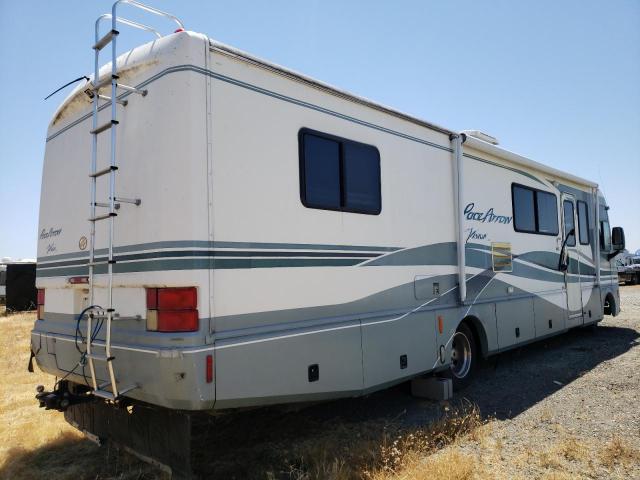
[{"x1": 44, "y1": 76, "x2": 90, "y2": 100}]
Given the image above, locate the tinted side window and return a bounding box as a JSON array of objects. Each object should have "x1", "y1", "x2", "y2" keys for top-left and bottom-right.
[
  {"x1": 300, "y1": 129, "x2": 381, "y2": 215},
  {"x1": 537, "y1": 191, "x2": 559, "y2": 235},
  {"x1": 512, "y1": 184, "x2": 558, "y2": 235},
  {"x1": 343, "y1": 142, "x2": 381, "y2": 214},
  {"x1": 563, "y1": 201, "x2": 576, "y2": 246},
  {"x1": 577, "y1": 201, "x2": 589, "y2": 245},
  {"x1": 513, "y1": 186, "x2": 535, "y2": 232},
  {"x1": 600, "y1": 220, "x2": 611, "y2": 251},
  {"x1": 301, "y1": 134, "x2": 341, "y2": 210}
]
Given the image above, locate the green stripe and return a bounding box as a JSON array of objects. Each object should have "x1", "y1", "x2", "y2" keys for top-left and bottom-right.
[
  {"x1": 36, "y1": 257, "x2": 362, "y2": 277},
  {"x1": 37, "y1": 240, "x2": 400, "y2": 264},
  {"x1": 38, "y1": 249, "x2": 379, "y2": 270}
]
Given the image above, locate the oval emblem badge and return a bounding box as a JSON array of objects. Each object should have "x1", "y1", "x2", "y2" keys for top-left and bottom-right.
[{"x1": 79, "y1": 236, "x2": 88, "y2": 250}]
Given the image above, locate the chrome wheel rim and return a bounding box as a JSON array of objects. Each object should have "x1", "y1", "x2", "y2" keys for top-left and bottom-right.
[{"x1": 450, "y1": 331, "x2": 472, "y2": 379}]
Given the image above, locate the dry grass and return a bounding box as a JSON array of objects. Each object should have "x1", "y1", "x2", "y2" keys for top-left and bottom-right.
[
  {"x1": 247, "y1": 401, "x2": 486, "y2": 480},
  {"x1": 537, "y1": 435, "x2": 589, "y2": 470},
  {"x1": 600, "y1": 436, "x2": 640, "y2": 467},
  {"x1": 0, "y1": 311, "x2": 160, "y2": 480},
  {"x1": 365, "y1": 402, "x2": 486, "y2": 480},
  {"x1": 375, "y1": 449, "x2": 482, "y2": 480}
]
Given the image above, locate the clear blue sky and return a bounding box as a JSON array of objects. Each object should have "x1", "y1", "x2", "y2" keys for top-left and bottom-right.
[{"x1": 1, "y1": 0, "x2": 638, "y2": 259}]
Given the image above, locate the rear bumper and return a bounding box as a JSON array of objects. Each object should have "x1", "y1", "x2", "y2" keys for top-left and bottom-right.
[{"x1": 31, "y1": 330, "x2": 215, "y2": 410}]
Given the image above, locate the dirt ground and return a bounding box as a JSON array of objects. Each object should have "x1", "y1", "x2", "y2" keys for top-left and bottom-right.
[{"x1": 1, "y1": 287, "x2": 639, "y2": 479}]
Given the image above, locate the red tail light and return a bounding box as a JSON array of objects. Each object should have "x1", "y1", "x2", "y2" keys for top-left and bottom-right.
[
  {"x1": 37, "y1": 289, "x2": 45, "y2": 320},
  {"x1": 158, "y1": 287, "x2": 197, "y2": 310},
  {"x1": 206, "y1": 354, "x2": 213, "y2": 383},
  {"x1": 146, "y1": 287, "x2": 198, "y2": 332}
]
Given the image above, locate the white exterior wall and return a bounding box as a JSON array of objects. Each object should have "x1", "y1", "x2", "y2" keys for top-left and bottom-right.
[
  {"x1": 208, "y1": 47, "x2": 455, "y2": 323},
  {"x1": 37, "y1": 32, "x2": 212, "y2": 319}
]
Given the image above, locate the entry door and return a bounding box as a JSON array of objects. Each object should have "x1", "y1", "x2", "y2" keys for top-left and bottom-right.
[{"x1": 561, "y1": 194, "x2": 583, "y2": 327}]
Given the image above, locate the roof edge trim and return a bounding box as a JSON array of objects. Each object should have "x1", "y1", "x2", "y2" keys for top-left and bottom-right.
[
  {"x1": 208, "y1": 39, "x2": 454, "y2": 137},
  {"x1": 464, "y1": 134, "x2": 598, "y2": 189}
]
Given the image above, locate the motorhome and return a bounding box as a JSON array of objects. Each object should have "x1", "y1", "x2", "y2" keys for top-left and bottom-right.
[{"x1": 31, "y1": 1, "x2": 625, "y2": 475}]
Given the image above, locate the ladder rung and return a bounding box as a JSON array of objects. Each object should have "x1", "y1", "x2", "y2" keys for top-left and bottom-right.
[
  {"x1": 117, "y1": 384, "x2": 138, "y2": 396},
  {"x1": 93, "y1": 74, "x2": 119, "y2": 91},
  {"x1": 90, "y1": 314, "x2": 111, "y2": 320},
  {"x1": 90, "y1": 120, "x2": 119, "y2": 135},
  {"x1": 86, "y1": 353, "x2": 115, "y2": 362},
  {"x1": 92, "y1": 385, "x2": 137, "y2": 401},
  {"x1": 93, "y1": 29, "x2": 119, "y2": 51},
  {"x1": 90, "y1": 313, "x2": 141, "y2": 321},
  {"x1": 97, "y1": 94, "x2": 128, "y2": 106},
  {"x1": 116, "y1": 83, "x2": 148, "y2": 96},
  {"x1": 94, "y1": 202, "x2": 121, "y2": 209},
  {"x1": 90, "y1": 165, "x2": 118, "y2": 178},
  {"x1": 114, "y1": 196, "x2": 141, "y2": 206},
  {"x1": 87, "y1": 259, "x2": 116, "y2": 267},
  {"x1": 89, "y1": 212, "x2": 117, "y2": 222},
  {"x1": 92, "y1": 389, "x2": 116, "y2": 401}
]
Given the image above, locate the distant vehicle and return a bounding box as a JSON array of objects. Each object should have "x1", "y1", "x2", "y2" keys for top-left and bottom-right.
[
  {"x1": 30, "y1": 1, "x2": 626, "y2": 475},
  {"x1": 5, "y1": 263, "x2": 37, "y2": 311},
  {"x1": 618, "y1": 255, "x2": 640, "y2": 285},
  {"x1": 0, "y1": 264, "x2": 6, "y2": 304},
  {"x1": 1, "y1": 260, "x2": 37, "y2": 310}
]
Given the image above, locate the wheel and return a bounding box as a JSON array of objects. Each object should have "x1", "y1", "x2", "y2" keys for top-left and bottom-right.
[{"x1": 444, "y1": 323, "x2": 477, "y2": 391}]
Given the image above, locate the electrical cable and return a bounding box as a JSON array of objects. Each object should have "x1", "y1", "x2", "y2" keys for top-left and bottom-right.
[
  {"x1": 51, "y1": 305, "x2": 109, "y2": 391},
  {"x1": 44, "y1": 75, "x2": 90, "y2": 100}
]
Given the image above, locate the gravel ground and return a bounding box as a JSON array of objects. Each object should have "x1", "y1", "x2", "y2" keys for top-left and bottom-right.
[{"x1": 455, "y1": 284, "x2": 640, "y2": 478}]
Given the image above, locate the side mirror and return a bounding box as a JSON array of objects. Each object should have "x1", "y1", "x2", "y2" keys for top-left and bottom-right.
[
  {"x1": 557, "y1": 228, "x2": 575, "y2": 271},
  {"x1": 612, "y1": 227, "x2": 625, "y2": 252},
  {"x1": 558, "y1": 255, "x2": 569, "y2": 272}
]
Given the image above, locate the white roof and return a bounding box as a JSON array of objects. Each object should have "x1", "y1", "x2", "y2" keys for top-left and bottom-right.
[{"x1": 463, "y1": 135, "x2": 598, "y2": 188}]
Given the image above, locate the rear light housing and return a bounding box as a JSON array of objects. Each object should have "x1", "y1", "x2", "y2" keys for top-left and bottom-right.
[
  {"x1": 146, "y1": 287, "x2": 198, "y2": 332},
  {"x1": 206, "y1": 354, "x2": 213, "y2": 383},
  {"x1": 68, "y1": 276, "x2": 89, "y2": 285},
  {"x1": 37, "y1": 289, "x2": 45, "y2": 320}
]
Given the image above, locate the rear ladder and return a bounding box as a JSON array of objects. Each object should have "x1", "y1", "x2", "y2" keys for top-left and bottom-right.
[{"x1": 85, "y1": 0, "x2": 184, "y2": 401}]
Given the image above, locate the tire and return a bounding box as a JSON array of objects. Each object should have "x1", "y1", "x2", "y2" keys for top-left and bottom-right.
[{"x1": 444, "y1": 323, "x2": 478, "y2": 391}]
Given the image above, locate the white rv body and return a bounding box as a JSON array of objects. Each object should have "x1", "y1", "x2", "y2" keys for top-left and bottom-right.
[{"x1": 33, "y1": 30, "x2": 621, "y2": 411}]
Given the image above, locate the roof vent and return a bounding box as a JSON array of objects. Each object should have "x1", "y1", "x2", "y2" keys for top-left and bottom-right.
[{"x1": 462, "y1": 130, "x2": 499, "y2": 145}]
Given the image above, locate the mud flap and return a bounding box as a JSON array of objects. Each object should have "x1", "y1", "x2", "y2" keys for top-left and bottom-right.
[{"x1": 64, "y1": 400, "x2": 194, "y2": 479}]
